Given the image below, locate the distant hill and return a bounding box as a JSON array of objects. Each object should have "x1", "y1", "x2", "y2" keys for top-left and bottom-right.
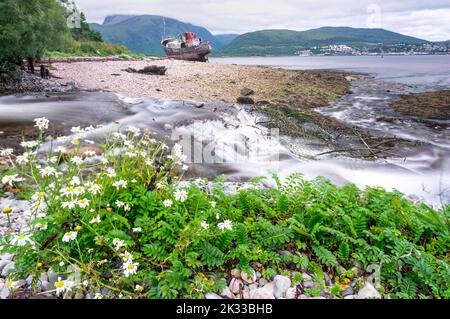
[
  {"x1": 90, "y1": 15, "x2": 224, "y2": 56},
  {"x1": 215, "y1": 34, "x2": 240, "y2": 46},
  {"x1": 219, "y1": 27, "x2": 429, "y2": 56}
]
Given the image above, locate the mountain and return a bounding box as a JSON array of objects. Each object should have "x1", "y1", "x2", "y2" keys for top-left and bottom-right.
[
  {"x1": 215, "y1": 34, "x2": 240, "y2": 46},
  {"x1": 219, "y1": 27, "x2": 429, "y2": 56},
  {"x1": 90, "y1": 15, "x2": 224, "y2": 56}
]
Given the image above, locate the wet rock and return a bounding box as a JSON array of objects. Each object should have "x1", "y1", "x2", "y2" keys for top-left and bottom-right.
[
  {"x1": 241, "y1": 88, "x2": 255, "y2": 96},
  {"x1": 123, "y1": 65, "x2": 167, "y2": 76},
  {"x1": 341, "y1": 285, "x2": 354, "y2": 297},
  {"x1": 356, "y1": 283, "x2": 382, "y2": 299},
  {"x1": 273, "y1": 275, "x2": 291, "y2": 298},
  {"x1": 241, "y1": 269, "x2": 257, "y2": 284},
  {"x1": 229, "y1": 278, "x2": 243, "y2": 294},
  {"x1": 205, "y1": 293, "x2": 223, "y2": 300},
  {"x1": 249, "y1": 287, "x2": 275, "y2": 299},
  {"x1": 237, "y1": 96, "x2": 255, "y2": 105}
]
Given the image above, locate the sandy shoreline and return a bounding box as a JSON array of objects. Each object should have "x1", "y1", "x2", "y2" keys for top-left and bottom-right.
[{"x1": 50, "y1": 58, "x2": 350, "y2": 104}]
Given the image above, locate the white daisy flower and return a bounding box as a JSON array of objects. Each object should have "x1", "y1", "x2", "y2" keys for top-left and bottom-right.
[
  {"x1": 200, "y1": 221, "x2": 210, "y2": 230},
  {"x1": 2, "y1": 174, "x2": 25, "y2": 186},
  {"x1": 55, "y1": 277, "x2": 74, "y2": 295},
  {"x1": 0, "y1": 148, "x2": 13, "y2": 156},
  {"x1": 112, "y1": 238, "x2": 126, "y2": 251},
  {"x1": 135, "y1": 285, "x2": 144, "y2": 292},
  {"x1": 70, "y1": 126, "x2": 82, "y2": 133},
  {"x1": 112, "y1": 180, "x2": 128, "y2": 190},
  {"x1": 71, "y1": 156, "x2": 84, "y2": 165},
  {"x1": 106, "y1": 168, "x2": 117, "y2": 178},
  {"x1": 90, "y1": 215, "x2": 101, "y2": 224},
  {"x1": 55, "y1": 146, "x2": 67, "y2": 154},
  {"x1": 174, "y1": 189, "x2": 188, "y2": 203},
  {"x1": 20, "y1": 141, "x2": 39, "y2": 148},
  {"x1": 70, "y1": 176, "x2": 81, "y2": 186},
  {"x1": 10, "y1": 234, "x2": 34, "y2": 246},
  {"x1": 60, "y1": 187, "x2": 75, "y2": 197},
  {"x1": 120, "y1": 251, "x2": 133, "y2": 262},
  {"x1": 39, "y1": 166, "x2": 57, "y2": 178},
  {"x1": 88, "y1": 184, "x2": 102, "y2": 195},
  {"x1": 73, "y1": 186, "x2": 85, "y2": 196},
  {"x1": 34, "y1": 117, "x2": 49, "y2": 131},
  {"x1": 132, "y1": 227, "x2": 142, "y2": 233},
  {"x1": 115, "y1": 200, "x2": 125, "y2": 208},
  {"x1": 77, "y1": 198, "x2": 90, "y2": 209},
  {"x1": 122, "y1": 261, "x2": 139, "y2": 277},
  {"x1": 163, "y1": 199, "x2": 173, "y2": 208},
  {"x1": 16, "y1": 153, "x2": 30, "y2": 165},
  {"x1": 62, "y1": 231, "x2": 78, "y2": 242},
  {"x1": 210, "y1": 201, "x2": 217, "y2": 208}
]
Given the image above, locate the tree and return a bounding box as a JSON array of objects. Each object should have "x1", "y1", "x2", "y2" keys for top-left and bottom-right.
[
  {"x1": 71, "y1": 12, "x2": 103, "y2": 42},
  {"x1": 0, "y1": 0, "x2": 69, "y2": 65}
]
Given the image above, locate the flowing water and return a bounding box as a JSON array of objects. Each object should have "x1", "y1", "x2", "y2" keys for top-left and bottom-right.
[{"x1": 1, "y1": 56, "x2": 449, "y2": 206}]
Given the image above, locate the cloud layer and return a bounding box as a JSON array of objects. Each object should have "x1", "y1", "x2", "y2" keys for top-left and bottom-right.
[{"x1": 76, "y1": 0, "x2": 450, "y2": 41}]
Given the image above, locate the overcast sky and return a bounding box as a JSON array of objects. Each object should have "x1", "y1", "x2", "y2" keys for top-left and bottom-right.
[{"x1": 75, "y1": 0, "x2": 450, "y2": 41}]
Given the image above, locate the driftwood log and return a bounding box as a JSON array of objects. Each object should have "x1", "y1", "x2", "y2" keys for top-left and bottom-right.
[{"x1": 123, "y1": 65, "x2": 167, "y2": 76}]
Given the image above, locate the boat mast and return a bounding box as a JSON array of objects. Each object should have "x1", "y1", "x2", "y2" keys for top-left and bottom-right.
[{"x1": 162, "y1": 17, "x2": 166, "y2": 40}]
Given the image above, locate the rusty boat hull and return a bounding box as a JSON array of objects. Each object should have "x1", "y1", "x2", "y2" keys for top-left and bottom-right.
[{"x1": 163, "y1": 41, "x2": 212, "y2": 62}]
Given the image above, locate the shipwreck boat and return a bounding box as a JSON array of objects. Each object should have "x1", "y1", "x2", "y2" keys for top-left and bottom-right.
[{"x1": 162, "y1": 32, "x2": 212, "y2": 62}]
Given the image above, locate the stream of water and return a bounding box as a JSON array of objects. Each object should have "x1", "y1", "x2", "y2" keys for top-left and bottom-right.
[{"x1": 1, "y1": 56, "x2": 449, "y2": 206}]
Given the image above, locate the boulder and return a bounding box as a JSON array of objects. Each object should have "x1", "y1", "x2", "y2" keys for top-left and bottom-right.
[
  {"x1": 249, "y1": 287, "x2": 275, "y2": 299},
  {"x1": 286, "y1": 287, "x2": 298, "y2": 300},
  {"x1": 229, "y1": 278, "x2": 243, "y2": 294},
  {"x1": 273, "y1": 275, "x2": 291, "y2": 298}
]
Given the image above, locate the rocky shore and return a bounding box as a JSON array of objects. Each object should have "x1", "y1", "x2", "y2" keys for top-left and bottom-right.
[{"x1": 390, "y1": 89, "x2": 450, "y2": 120}]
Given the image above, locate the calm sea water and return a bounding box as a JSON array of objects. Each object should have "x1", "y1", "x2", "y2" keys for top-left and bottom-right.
[{"x1": 212, "y1": 55, "x2": 450, "y2": 88}]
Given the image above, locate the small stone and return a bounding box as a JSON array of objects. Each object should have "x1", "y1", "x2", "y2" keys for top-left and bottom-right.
[
  {"x1": 356, "y1": 283, "x2": 382, "y2": 299},
  {"x1": 230, "y1": 269, "x2": 241, "y2": 278},
  {"x1": 303, "y1": 280, "x2": 315, "y2": 289},
  {"x1": 259, "y1": 278, "x2": 268, "y2": 286},
  {"x1": 241, "y1": 269, "x2": 257, "y2": 284},
  {"x1": 241, "y1": 88, "x2": 255, "y2": 96},
  {"x1": 0, "y1": 260, "x2": 10, "y2": 272},
  {"x1": 249, "y1": 287, "x2": 275, "y2": 299},
  {"x1": 286, "y1": 287, "x2": 297, "y2": 299},
  {"x1": 1, "y1": 262, "x2": 15, "y2": 276},
  {"x1": 324, "y1": 273, "x2": 334, "y2": 286},
  {"x1": 341, "y1": 285, "x2": 354, "y2": 297},
  {"x1": 298, "y1": 294, "x2": 308, "y2": 299},
  {"x1": 0, "y1": 285, "x2": 10, "y2": 299},
  {"x1": 205, "y1": 293, "x2": 223, "y2": 300},
  {"x1": 273, "y1": 275, "x2": 291, "y2": 298},
  {"x1": 248, "y1": 284, "x2": 258, "y2": 291},
  {"x1": 302, "y1": 273, "x2": 312, "y2": 281},
  {"x1": 229, "y1": 278, "x2": 243, "y2": 294},
  {"x1": 74, "y1": 292, "x2": 85, "y2": 299},
  {"x1": 256, "y1": 271, "x2": 262, "y2": 279},
  {"x1": 0, "y1": 253, "x2": 13, "y2": 261}
]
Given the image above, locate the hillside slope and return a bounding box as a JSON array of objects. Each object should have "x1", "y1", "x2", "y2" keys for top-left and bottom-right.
[
  {"x1": 220, "y1": 27, "x2": 429, "y2": 56},
  {"x1": 91, "y1": 15, "x2": 224, "y2": 56}
]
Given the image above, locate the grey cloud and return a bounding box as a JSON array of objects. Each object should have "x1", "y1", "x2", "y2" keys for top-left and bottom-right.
[{"x1": 75, "y1": 0, "x2": 450, "y2": 41}]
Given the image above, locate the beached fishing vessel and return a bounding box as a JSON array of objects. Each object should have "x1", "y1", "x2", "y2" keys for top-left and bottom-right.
[{"x1": 161, "y1": 32, "x2": 212, "y2": 62}]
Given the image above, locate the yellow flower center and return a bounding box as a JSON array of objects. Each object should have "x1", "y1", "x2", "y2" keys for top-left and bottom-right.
[
  {"x1": 37, "y1": 262, "x2": 43, "y2": 268},
  {"x1": 75, "y1": 226, "x2": 82, "y2": 231},
  {"x1": 73, "y1": 140, "x2": 80, "y2": 146},
  {"x1": 3, "y1": 207, "x2": 12, "y2": 214},
  {"x1": 66, "y1": 232, "x2": 73, "y2": 236},
  {"x1": 38, "y1": 192, "x2": 45, "y2": 197},
  {"x1": 67, "y1": 188, "x2": 74, "y2": 192},
  {"x1": 7, "y1": 281, "x2": 13, "y2": 288},
  {"x1": 18, "y1": 235, "x2": 26, "y2": 240},
  {"x1": 127, "y1": 264, "x2": 135, "y2": 270},
  {"x1": 55, "y1": 281, "x2": 65, "y2": 288}
]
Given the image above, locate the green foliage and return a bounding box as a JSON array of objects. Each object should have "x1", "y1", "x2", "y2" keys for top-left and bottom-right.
[{"x1": 0, "y1": 0, "x2": 69, "y2": 63}]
